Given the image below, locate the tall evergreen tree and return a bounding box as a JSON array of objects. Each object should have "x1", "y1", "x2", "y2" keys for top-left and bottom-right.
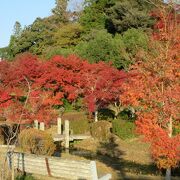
[
  {"x1": 52, "y1": 0, "x2": 69, "y2": 23},
  {"x1": 106, "y1": 0, "x2": 156, "y2": 34},
  {"x1": 13, "y1": 21, "x2": 22, "y2": 37},
  {"x1": 80, "y1": 0, "x2": 115, "y2": 31}
]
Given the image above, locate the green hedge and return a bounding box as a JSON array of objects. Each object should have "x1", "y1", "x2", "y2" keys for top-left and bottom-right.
[
  {"x1": 112, "y1": 119, "x2": 136, "y2": 140},
  {"x1": 69, "y1": 119, "x2": 90, "y2": 134}
]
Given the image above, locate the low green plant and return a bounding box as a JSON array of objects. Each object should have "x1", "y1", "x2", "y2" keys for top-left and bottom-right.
[
  {"x1": 117, "y1": 108, "x2": 136, "y2": 122},
  {"x1": 112, "y1": 119, "x2": 136, "y2": 140}
]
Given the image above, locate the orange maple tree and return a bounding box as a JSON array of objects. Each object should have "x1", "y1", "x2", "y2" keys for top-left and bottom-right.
[{"x1": 121, "y1": 7, "x2": 180, "y2": 175}]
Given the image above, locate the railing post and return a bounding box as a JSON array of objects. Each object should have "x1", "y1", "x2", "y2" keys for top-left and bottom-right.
[
  {"x1": 57, "y1": 117, "x2": 62, "y2": 135},
  {"x1": 34, "y1": 120, "x2": 39, "y2": 129},
  {"x1": 39, "y1": 122, "x2": 45, "y2": 131},
  {"x1": 64, "y1": 120, "x2": 69, "y2": 149}
]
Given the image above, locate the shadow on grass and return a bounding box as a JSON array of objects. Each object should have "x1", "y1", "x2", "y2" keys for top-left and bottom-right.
[
  {"x1": 15, "y1": 174, "x2": 35, "y2": 180},
  {"x1": 69, "y1": 136, "x2": 174, "y2": 179}
]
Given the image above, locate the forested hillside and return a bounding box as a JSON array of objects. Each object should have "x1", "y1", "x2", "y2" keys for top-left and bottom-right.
[{"x1": 0, "y1": 0, "x2": 156, "y2": 69}]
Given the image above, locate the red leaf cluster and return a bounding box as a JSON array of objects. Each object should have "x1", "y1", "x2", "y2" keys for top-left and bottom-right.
[{"x1": 0, "y1": 54, "x2": 126, "y2": 125}]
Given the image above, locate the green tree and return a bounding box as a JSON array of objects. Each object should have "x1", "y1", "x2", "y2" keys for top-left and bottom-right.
[
  {"x1": 52, "y1": 0, "x2": 69, "y2": 23},
  {"x1": 54, "y1": 23, "x2": 84, "y2": 48},
  {"x1": 79, "y1": 0, "x2": 155, "y2": 34},
  {"x1": 122, "y1": 28, "x2": 149, "y2": 59},
  {"x1": 74, "y1": 28, "x2": 149, "y2": 69},
  {"x1": 74, "y1": 29, "x2": 130, "y2": 69},
  {"x1": 27, "y1": 17, "x2": 57, "y2": 55},
  {"x1": 42, "y1": 46, "x2": 73, "y2": 59},
  {"x1": 5, "y1": 1, "x2": 72, "y2": 59},
  {"x1": 7, "y1": 21, "x2": 23, "y2": 59},
  {"x1": 0, "y1": 47, "x2": 9, "y2": 60},
  {"x1": 13, "y1": 21, "x2": 22, "y2": 37},
  {"x1": 7, "y1": 16, "x2": 58, "y2": 57},
  {"x1": 80, "y1": 0, "x2": 115, "y2": 31},
  {"x1": 42, "y1": 23, "x2": 83, "y2": 59},
  {"x1": 106, "y1": 0, "x2": 155, "y2": 34}
]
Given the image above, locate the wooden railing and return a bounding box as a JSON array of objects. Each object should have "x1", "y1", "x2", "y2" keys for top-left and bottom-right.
[{"x1": 34, "y1": 118, "x2": 92, "y2": 148}]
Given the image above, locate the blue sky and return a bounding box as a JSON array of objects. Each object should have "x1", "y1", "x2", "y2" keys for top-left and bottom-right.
[{"x1": 0, "y1": 0, "x2": 84, "y2": 48}]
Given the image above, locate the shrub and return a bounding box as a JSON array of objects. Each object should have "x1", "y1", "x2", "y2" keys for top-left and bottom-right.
[
  {"x1": 18, "y1": 128, "x2": 55, "y2": 156},
  {"x1": 69, "y1": 119, "x2": 90, "y2": 134},
  {"x1": 112, "y1": 119, "x2": 136, "y2": 140},
  {"x1": 91, "y1": 120, "x2": 112, "y2": 142}
]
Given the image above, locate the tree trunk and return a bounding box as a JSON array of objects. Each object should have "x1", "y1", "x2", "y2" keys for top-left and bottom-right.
[
  {"x1": 165, "y1": 168, "x2": 171, "y2": 180},
  {"x1": 95, "y1": 111, "x2": 98, "y2": 122},
  {"x1": 165, "y1": 116, "x2": 173, "y2": 180}
]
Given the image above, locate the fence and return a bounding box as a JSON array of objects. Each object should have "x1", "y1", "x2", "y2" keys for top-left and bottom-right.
[{"x1": 7, "y1": 152, "x2": 111, "y2": 180}]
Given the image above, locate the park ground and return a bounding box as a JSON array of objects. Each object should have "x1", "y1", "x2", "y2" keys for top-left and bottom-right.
[{"x1": 0, "y1": 111, "x2": 179, "y2": 180}]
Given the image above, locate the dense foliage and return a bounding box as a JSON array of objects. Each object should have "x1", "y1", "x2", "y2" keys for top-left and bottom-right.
[
  {"x1": 0, "y1": 54, "x2": 127, "y2": 123},
  {"x1": 106, "y1": 0, "x2": 155, "y2": 34},
  {"x1": 0, "y1": 0, "x2": 155, "y2": 70},
  {"x1": 121, "y1": 8, "x2": 180, "y2": 172}
]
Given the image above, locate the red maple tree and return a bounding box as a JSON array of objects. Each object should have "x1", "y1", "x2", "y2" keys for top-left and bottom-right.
[
  {"x1": 0, "y1": 53, "x2": 44, "y2": 124},
  {"x1": 0, "y1": 53, "x2": 127, "y2": 124},
  {"x1": 80, "y1": 61, "x2": 127, "y2": 121}
]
